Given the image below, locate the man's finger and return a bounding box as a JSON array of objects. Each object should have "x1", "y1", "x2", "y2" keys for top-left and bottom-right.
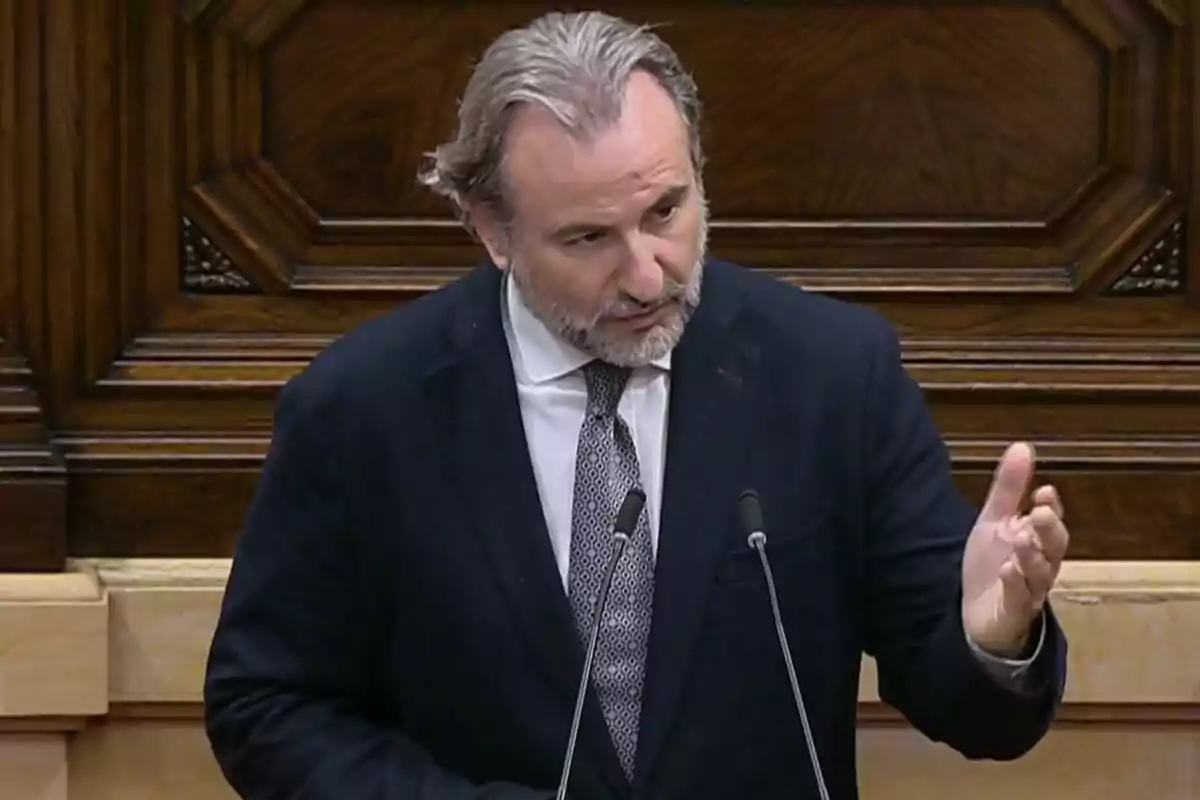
[
  {"x1": 1032, "y1": 484, "x2": 1064, "y2": 521},
  {"x1": 1028, "y1": 505, "x2": 1069, "y2": 567},
  {"x1": 1013, "y1": 532, "x2": 1054, "y2": 607},
  {"x1": 998, "y1": 557, "x2": 1036, "y2": 616},
  {"x1": 978, "y1": 442, "x2": 1036, "y2": 524}
]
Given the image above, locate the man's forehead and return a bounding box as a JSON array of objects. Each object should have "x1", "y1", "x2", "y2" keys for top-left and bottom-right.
[{"x1": 502, "y1": 73, "x2": 691, "y2": 208}]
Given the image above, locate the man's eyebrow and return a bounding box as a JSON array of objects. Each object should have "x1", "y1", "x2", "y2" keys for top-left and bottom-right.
[
  {"x1": 650, "y1": 184, "x2": 689, "y2": 208},
  {"x1": 550, "y1": 184, "x2": 691, "y2": 240}
]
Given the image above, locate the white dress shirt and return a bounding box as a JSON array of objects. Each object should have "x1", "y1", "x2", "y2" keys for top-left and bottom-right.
[
  {"x1": 498, "y1": 273, "x2": 1042, "y2": 682},
  {"x1": 501, "y1": 273, "x2": 670, "y2": 590}
]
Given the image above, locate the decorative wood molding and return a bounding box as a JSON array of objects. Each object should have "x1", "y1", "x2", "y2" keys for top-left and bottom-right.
[
  {"x1": 172, "y1": 3, "x2": 1187, "y2": 296},
  {"x1": 180, "y1": 216, "x2": 258, "y2": 293},
  {"x1": 0, "y1": 0, "x2": 1194, "y2": 568},
  {"x1": 1105, "y1": 219, "x2": 1185, "y2": 296},
  {"x1": 49, "y1": 424, "x2": 1200, "y2": 560},
  {"x1": 0, "y1": 353, "x2": 67, "y2": 571},
  {"x1": 97, "y1": 333, "x2": 1200, "y2": 394},
  {"x1": 0, "y1": 1, "x2": 67, "y2": 571}
]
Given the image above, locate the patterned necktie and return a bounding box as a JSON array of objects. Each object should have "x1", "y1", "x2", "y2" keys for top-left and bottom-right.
[{"x1": 568, "y1": 360, "x2": 656, "y2": 780}]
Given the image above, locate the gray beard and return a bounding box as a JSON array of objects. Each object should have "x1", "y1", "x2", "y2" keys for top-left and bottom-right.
[
  {"x1": 509, "y1": 194, "x2": 709, "y2": 366},
  {"x1": 511, "y1": 258, "x2": 703, "y2": 367}
]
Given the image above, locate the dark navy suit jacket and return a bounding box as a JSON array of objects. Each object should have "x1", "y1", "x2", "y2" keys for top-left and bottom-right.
[{"x1": 204, "y1": 260, "x2": 1067, "y2": 799}]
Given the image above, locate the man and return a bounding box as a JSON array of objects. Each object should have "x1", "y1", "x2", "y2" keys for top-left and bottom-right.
[{"x1": 205, "y1": 11, "x2": 1069, "y2": 800}]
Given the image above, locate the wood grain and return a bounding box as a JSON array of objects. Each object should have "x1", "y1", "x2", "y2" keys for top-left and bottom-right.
[
  {"x1": 0, "y1": 0, "x2": 66, "y2": 570},
  {"x1": 0, "y1": 1, "x2": 1196, "y2": 565}
]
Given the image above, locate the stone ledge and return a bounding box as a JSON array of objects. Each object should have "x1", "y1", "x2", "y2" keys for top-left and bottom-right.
[
  {"x1": 0, "y1": 560, "x2": 1195, "y2": 721},
  {"x1": 0, "y1": 566, "x2": 107, "y2": 717}
]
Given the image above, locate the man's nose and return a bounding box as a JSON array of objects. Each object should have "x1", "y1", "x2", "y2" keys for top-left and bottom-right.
[{"x1": 620, "y1": 238, "x2": 665, "y2": 303}]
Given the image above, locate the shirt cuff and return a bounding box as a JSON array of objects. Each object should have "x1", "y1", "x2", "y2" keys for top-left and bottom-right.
[{"x1": 966, "y1": 609, "x2": 1047, "y2": 691}]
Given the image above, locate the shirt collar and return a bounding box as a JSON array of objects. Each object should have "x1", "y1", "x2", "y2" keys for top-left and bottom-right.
[{"x1": 502, "y1": 272, "x2": 671, "y2": 386}]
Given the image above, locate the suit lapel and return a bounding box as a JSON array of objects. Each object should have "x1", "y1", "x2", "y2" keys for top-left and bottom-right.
[
  {"x1": 428, "y1": 266, "x2": 627, "y2": 795},
  {"x1": 635, "y1": 263, "x2": 760, "y2": 784}
]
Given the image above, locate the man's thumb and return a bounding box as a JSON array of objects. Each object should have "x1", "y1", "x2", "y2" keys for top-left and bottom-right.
[{"x1": 979, "y1": 442, "x2": 1035, "y2": 522}]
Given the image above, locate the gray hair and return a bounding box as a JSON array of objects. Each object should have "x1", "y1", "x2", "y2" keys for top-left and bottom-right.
[{"x1": 416, "y1": 11, "x2": 703, "y2": 232}]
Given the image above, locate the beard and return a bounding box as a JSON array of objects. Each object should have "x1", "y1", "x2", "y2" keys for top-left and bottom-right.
[{"x1": 511, "y1": 209, "x2": 708, "y2": 368}]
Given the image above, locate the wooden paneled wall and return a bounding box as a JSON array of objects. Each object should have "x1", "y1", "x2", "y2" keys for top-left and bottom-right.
[{"x1": 1, "y1": 1, "x2": 1199, "y2": 570}]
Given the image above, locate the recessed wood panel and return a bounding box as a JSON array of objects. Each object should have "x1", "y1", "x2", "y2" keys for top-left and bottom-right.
[
  {"x1": 262, "y1": 5, "x2": 1104, "y2": 222},
  {"x1": 185, "y1": 1, "x2": 1178, "y2": 292},
  {"x1": 0, "y1": 0, "x2": 1196, "y2": 565}
]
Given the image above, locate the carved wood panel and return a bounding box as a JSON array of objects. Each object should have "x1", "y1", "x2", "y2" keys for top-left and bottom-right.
[
  {"x1": 0, "y1": 0, "x2": 1197, "y2": 568},
  {"x1": 0, "y1": 0, "x2": 66, "y2": 570}
]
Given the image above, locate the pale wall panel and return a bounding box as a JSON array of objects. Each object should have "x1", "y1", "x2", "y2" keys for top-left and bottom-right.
[
  {"x1": 0, "y1": 734, "x2": 67, "y2": 800},
  {"x1": 68, "y1": 720, "x2": 235, "y2": 800},
  {"x1": 0, "y1": 560, "x2": 1195, "y2": 799},
  {"x1": 858, "y1": 726, "x2": 1200, "y2": 800}
]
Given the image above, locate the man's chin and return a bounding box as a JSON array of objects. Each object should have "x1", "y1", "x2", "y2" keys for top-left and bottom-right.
[{"x1": 585, "y1": 320, "x2": 683, "y2": 367}]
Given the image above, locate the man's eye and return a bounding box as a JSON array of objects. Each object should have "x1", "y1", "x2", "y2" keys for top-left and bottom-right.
[
  {"x1": 653, "y1": 204, "x2": 678, "y2": 222},
  {"x1": 567, "y1": 231, "x2": 606, "y2": 246}
]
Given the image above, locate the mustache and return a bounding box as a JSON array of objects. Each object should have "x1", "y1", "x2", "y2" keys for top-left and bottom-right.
[{"x1": 604, "y1": 281, "x2": 690, "y2": 317}]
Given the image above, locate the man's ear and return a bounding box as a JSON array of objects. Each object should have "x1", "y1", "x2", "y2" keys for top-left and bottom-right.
[{"x1": 466, "y1": 202, "x2": 511, "y2": 270}]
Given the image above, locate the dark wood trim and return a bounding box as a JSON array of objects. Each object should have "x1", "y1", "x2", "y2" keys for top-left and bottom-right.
[
  {"x1": 859, "y1": 701, "x2": 1200, "y2": 727},
  {"x1": 57, "y1": 431, "x2": 1200, "y2": 559},
  {"x1": 0, "y1": 716, "x2": 86, "y2": 733},
  {"x1": 1189, "y1": 0, "x2": 1200, "y2": 300},
  {"x1": 101, "y1": 701, "x2": 1200, "y2": 727},
  {"x1": 0, "y1": 0, "x2": 66, "y2": 572}
]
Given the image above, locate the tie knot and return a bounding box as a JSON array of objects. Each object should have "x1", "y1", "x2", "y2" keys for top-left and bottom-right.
[{"x1": 583, "y1": 360, "x2": 631, "y2": 418}]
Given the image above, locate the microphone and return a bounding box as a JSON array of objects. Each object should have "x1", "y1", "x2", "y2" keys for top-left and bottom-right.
[
  {"x1": 555, "y1": 487, "x2": 646, "y2": 800},
  {"x1": 739, "y1": 489, "x2": 830, "y2": 800}
]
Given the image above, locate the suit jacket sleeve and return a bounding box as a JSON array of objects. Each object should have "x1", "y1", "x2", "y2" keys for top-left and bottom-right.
[
  {"x1": 203, "y1": 374, "x2": 550, "y2": 800},
  {"x1": 858, "y1": 321, "x2": 1067, "y2": 760}
]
